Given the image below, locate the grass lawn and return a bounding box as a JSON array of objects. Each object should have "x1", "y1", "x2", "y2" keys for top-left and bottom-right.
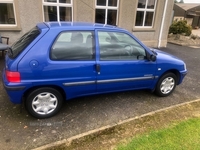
[{"x1": 117, "y1": 117, "x2": 200, "y2": 150}]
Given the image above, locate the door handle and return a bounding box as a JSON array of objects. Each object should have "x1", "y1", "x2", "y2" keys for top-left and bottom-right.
[{"x1": 96, "y1": 64, "x2": 100, "y2": 74}]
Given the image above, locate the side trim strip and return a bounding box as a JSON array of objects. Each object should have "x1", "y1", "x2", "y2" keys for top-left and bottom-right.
[
  {"x1": 97, "y1": 76, "x2": 154, "y2": 84},
  {"x1": 63, "y1": 81, "x2": 95, "y2": 86},
  {"x1": 63, "y1": 76, "x2": 154, "y2": 86}
]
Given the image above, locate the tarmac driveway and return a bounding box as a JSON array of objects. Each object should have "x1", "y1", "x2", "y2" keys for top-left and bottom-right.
[{"x1": 0, "y1": 43, "x2": 200, "y2": 150}]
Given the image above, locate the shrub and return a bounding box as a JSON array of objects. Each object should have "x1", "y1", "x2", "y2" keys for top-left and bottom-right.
[{"x1": 169, "y1": 20, "x2": 192, "y2": 36}]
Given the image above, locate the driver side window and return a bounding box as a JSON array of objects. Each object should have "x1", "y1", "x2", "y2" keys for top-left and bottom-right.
[{"x1": 98, "y1": 31, "x2": 146, "y2": 60}]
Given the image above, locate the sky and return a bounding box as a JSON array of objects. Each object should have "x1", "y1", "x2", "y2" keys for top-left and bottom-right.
[{"x1": 181, "y1": 0, "x2": 200, "y2": 3}]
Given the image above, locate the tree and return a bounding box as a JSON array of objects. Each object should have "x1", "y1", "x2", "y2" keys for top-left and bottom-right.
[{"x1": 179, "y1": 0, "x2": 184, "y2": 3}]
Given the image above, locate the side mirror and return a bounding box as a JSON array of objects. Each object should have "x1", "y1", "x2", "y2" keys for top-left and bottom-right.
[{"x1": 150, "y1": 55, "x2": 157, "y2": 62}]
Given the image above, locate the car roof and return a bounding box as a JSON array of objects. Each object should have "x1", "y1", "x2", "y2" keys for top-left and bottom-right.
[{"x1": 36, "y1": 22, "x2": 126, "y2": 31}]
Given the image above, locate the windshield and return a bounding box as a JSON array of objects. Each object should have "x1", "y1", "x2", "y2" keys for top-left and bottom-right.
[{"x1": 9, "y1": 26, "x2": 40, "y2": 58}]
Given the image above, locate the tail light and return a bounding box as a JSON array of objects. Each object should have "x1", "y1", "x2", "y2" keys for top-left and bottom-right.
[{"x1": 6, "y1": 70, "x2": 21, "y2": 82}]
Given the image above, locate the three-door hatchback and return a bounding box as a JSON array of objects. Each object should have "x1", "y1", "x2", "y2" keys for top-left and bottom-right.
[{"x1": 2, "y1": 22, "x2": 187, "y2": 118}]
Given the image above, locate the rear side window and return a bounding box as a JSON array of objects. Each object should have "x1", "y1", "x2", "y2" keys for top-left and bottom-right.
[
  {"x1": 50, "y1": 31, "x2": 95, "y2": 60},
  {"x1": 9, "y1": 27, "x2": 40, "y2": 58}
]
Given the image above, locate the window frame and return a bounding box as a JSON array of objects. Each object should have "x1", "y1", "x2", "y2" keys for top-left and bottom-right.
[
  {"x1": 97, "y1": 30, "x2": 147, "y2": 61},
  {"x1": 42, "y1": 0, "x2": 73, "y2": 22},
  {"x1": 0, "y1": 0, "x2": 20, "y2": 31},
  {"x1": 135, "y1": 0, "x2": 157, "y2": 28},
  {"x1": 50, "y1": 30, "x2": 95, "y2": 61},
  {"x1": 95, "y1": 0, "x2": 119, "y2": 26},
  {"x1": 9, "y1": 26, "x2": 41, "y2": 59}
]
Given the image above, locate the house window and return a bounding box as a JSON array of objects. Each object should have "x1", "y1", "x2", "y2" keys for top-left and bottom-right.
[
  {"x1": 135, "y1": 0, "x2": 157, "y2": 27},
  {"x1": 0, "y1": 0, "x2": 16, "y2": 25},
  {"x1": 95, "y1": 0, "x2": 119, "y2": 26},
  {"x1": 43, "y1": 0, "x2": 73, "y2": 22}
]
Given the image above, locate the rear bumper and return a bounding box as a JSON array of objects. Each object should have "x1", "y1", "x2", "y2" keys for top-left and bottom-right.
[
  {"x1": 2, "y1": 69, "x2": 28, "y2": 104},
  {"x1": 4, "y1": 84, "x2": 26, "y2": 91}
]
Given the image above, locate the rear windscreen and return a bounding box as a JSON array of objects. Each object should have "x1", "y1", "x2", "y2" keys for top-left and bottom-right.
[{"x1": 9, "y1": 26, "x2": 40, "y2": 58}]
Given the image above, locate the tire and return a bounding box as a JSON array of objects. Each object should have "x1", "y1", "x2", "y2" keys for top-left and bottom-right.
[
  {"x1": 25, "y1": 87, "x2": 63, "y2": 119},
  {"x1": 155, "y1": 73, "x2": 177, "y2": 97}
]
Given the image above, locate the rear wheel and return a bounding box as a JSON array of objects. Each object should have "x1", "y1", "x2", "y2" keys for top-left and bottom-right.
[
  {"x1": 25, "y1": 87, "x2": 63, "y2": 118},
  {"x1": 155, "y1": 73, "x2": 177, "y2": 97}
]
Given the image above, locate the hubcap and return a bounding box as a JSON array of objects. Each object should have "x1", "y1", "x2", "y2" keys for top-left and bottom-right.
[
  {"x1": 32, "y1": 92, "x2": 58, "y2": 115},
  {"x1": 160, "y1": 77, "x2": 175, "y2": 94}
]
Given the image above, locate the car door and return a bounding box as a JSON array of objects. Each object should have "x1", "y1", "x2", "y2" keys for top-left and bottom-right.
[
  {"x1": 49, "y1": 30, "x2": 96, "y2": 99},
  {"x1": 95, "y1": 30, "x2": 157, "y2": 93}
]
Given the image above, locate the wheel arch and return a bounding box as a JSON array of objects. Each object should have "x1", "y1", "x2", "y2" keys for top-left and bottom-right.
[
  {"x1": 23, "y1": 85, "x2": 66, "y2": 103},
  {"x1": 161, "y1": 69, "x2": 180, "y2": 85},
  {"x1": 153, "y1": 69, "x2": 180, "y2": 92},
  {"x1": 154, "y1": 70, "x2": 179, "y2": 97}
]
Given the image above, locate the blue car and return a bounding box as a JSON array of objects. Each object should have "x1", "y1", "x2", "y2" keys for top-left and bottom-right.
[{"x1": 2, "y1": 22, "x2": 187, "y2": 118}]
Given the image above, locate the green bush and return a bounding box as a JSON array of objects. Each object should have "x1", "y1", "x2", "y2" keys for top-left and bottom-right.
[{"x1": 169, "y1": 20, "x2": 192, "y2": 36}]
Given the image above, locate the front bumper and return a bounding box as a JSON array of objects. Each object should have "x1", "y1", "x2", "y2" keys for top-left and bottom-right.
[{"x1": 178, "y1": 70, "x2": 187, "y2": 85}]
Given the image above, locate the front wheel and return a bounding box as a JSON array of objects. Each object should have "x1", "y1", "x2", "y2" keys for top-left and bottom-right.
[
  {"x1": 25, "y1": 87, "x2": 63, "y2": 119},
  {"x1": 155, "y1": 73, "x2": 177, "y2": 97}
]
